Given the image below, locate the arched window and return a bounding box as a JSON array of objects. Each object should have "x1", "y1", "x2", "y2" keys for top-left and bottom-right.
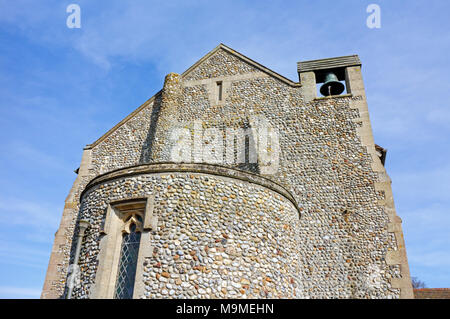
[
  {"x1": 114, "y1": 213, "x2": 143, "y2": 299},
  {"x1": 92, "y1": 197, "x2": 156, "y2": 299}
]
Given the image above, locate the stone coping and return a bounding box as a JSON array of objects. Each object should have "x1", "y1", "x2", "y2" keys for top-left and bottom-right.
[
  {"x1": 298, "y1": 55, "x2": 361, "y2": 73},
  {"x1": 81, "y1": 162, "x2": 301, "y2": 217}
]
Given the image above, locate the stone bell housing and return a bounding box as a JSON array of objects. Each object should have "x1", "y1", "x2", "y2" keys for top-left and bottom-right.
[{"x1": 41, "y1": 44, "x2": 414, "y2": 299}]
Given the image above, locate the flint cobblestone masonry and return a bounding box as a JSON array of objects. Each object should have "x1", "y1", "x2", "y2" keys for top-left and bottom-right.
[
  {"x1": 183, "y1": 48, "x2": 259, "y2": 81},
  {"x1": 72, "y1": 171, "x2": 301, "y2": 299},
  {"x1": 42, "y1": 44, "x2": 412, "y2": 299}
]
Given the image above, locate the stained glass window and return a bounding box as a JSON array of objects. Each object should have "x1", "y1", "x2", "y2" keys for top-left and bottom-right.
[{"x1": 114, "y1": 223, "x2": 141, "y2": 299}]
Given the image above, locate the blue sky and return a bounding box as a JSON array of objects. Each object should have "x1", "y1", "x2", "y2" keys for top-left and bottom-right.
[{"x1": 0, "y1": 0, "x2": 449, "y2": 298}]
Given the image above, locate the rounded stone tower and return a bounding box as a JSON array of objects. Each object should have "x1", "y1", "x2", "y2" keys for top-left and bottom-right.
[{"x1": 74, "y1": 164, "x2": 301, "y2": 298}]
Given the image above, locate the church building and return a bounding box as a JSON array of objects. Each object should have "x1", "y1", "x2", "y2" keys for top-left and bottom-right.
[{"x1": 41, "y1": 44, "x2": 413, "y2": 299}]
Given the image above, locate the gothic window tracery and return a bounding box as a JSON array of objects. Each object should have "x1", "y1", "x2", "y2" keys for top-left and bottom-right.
[{"x1": 114, "y1": 212, "x2": 143, "y2": 299}]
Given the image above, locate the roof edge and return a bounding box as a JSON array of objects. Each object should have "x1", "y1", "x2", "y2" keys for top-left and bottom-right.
[
  {"x1": 85, "y1": 91, "x2": 161, "y2": 150},
  {"x1": 86, "y1": 43, "x2": 301, "y2": 149},
  {"x1": 181, "y1": 43, "x2": 301, "y2": 87},
  {"x1": 298, "y1": 54, "x2": 361, "y2": 73}
]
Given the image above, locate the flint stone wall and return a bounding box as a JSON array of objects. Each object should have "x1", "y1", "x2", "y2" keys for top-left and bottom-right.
[
  {"x1": 73, "y1": 168, "x2": 301, "y2": 299},
  {"x1": 44, "y1": 46, "x2": 405, "y2": 299}
]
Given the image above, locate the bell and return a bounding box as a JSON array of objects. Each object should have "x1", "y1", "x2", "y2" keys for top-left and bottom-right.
[{"x1": 319, "y1": 72, "x2": 345, "y2": 96}]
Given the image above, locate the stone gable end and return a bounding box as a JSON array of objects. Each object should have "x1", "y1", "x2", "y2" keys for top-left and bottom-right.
[{"x1": 183, "y1": 47, "x2": 259, "y2": 81}]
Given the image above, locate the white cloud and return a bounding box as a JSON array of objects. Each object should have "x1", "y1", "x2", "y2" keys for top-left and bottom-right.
[
  {"x1": 393, "y1": 164, "x2": 450, "y2": 203},
  {"x1": 0, "y1": 196, "x2": 60, "y2": 230},
  {"x1": 426, "y1": 107, "x2": 450, "y2": 126},
  {"x1": 408, "y1": 251, "x2": 450, "y2": 268},
  {"x1": 0, "y1": 239, "x2": 51, "y2": 270},
  {"x1": 4, "y1": 141, "x2": 68, "y2": 172},
  {"x1": 400, "y1": 202, "x2": 450, "y2": 279},
  {"x1": 402, "y1": 203, "x2": 450, "y2": 243},
  {"x1": 0, "y1": 286, "x2": 41, "y2": 299}
]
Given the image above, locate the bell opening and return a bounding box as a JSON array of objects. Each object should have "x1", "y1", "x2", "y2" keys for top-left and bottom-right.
[
  {"x1": 317, "y1": 79, "x2": 346, "y2": 97},
  {"x1": 315, "y1": 71, "x2": 347, "y2": 97}
]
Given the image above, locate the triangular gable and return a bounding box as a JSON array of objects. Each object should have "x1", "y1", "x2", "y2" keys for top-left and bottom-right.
[
  {"x1": 86, "y1": 44, "x2": 300, "y2": 149},
  {"x1": 182, "y1": 43, "x2": 300, "y2": 87}
]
